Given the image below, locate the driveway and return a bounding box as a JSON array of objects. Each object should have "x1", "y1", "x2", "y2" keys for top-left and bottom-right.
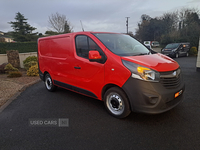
[{"x1": 0, "y1": 56, "x2": 200, "y2": 150}]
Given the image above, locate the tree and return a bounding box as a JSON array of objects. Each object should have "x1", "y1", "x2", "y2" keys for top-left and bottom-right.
[
  {"x1": 9, "y1": 12, "x2": 38, "y2": 42},
  {"x1": 48, "y1": 12, "x2": 73, "y2": 34},
  {"x1": 141, "y1": 14, "x2": 151, "y2": 21},
  {"x1": 127, "y1": 31, "x2": 134, "y2": 37},
  {"x1": 178, "y1": 8, "x2": 200, "y2": 47},
  {"x1": 135, "y1": 8, "x2": 200, "y2": 48},
  {"x1": 45, "y1": 30, "x2": 59, "y2": 36},
  {"x1": 135, "y1": 14, "x2": 152, "y2": 41},
  {"x1": 64, "y1": 21, "x2": 72, "y2": 33}
]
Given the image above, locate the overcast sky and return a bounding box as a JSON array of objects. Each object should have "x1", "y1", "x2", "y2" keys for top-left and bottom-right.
[{"x1": 1, "y1": 0, "x2": 200, "y2": 34}]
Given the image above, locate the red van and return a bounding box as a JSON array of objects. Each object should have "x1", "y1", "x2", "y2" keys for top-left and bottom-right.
[{"x1": 38, "y1": 32, "x2": 185, "y2": 118}]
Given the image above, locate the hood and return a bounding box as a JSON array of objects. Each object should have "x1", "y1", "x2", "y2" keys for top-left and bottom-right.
[{"x1": 122, "y1": 53, "x2": 179, "y2": 72}]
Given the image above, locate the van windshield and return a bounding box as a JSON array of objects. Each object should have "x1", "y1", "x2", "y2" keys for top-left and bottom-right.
[
  {"x1": 165, "y1": 43, "x2": 180, "y2": 49},
  {"x1": 93, "y1": 33, "x2": 150, "y2": 56}
]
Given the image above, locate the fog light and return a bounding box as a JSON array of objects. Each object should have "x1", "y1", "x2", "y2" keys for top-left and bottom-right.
[
  {"x1": 149, "y1": 97, "x2": 159, "y2": 104},
  {"x1": 143, "y1": 93, "x2": 159, "y2": 105}
]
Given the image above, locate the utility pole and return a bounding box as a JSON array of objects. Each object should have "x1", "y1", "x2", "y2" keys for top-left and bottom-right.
[{"x1": 126, "y1": 17, "x2": 130, "y2": 34}]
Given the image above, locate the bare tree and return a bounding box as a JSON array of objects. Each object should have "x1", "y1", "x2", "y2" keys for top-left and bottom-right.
[{"x1": 48, "y1": 12, "x2": 73, "y2": 33}]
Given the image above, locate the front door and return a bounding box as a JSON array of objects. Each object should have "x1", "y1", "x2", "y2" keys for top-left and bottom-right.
[{"x1": 72, "y1": 35, "x2": 106, "y2": 99}]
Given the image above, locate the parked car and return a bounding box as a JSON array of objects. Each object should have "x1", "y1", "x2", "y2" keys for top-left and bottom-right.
[
  {"x1": 151, "y1": 41, "x2": 160, "y2": 47},
  {"x1": 161, "y1": 43, "x2": 190, "y2": 58},
  {"x1": 143, "y1": 41, "x2": 152, "y2": 50},
  {"x1": 38, "y1": 32, "x2": 185, "y2": 118}
]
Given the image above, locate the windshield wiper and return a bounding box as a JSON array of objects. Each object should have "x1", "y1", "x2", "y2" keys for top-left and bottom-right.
[{"x1": 137, "y1": 52, "x2": 150, "y2": 56}]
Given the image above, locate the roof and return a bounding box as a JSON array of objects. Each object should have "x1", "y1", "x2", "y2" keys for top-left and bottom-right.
[
  {"x1": 0, "y1": 34, "x2": 12, "y2": 39},
  {"x1": 0, "y1": 31, "x2": 4, "y2": 35},
  {"x1": 39, "y1": 31, "x2": 121, "y2": 41}
]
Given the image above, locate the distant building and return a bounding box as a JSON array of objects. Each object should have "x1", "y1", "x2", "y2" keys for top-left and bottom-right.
[{"x1": 0, "y1": 31, "x2": 13, "y2": 42}]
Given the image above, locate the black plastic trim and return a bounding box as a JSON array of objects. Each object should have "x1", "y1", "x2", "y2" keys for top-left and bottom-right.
[
  {"x1": 54, "y1": 80, "x2": 98, "y2": 98},
  {"x1": 122, "y1": 76, "x2": 185, "y2": 114},
  {"x1": 39, "y1": 69, "x2": 44, "y2": 81}
]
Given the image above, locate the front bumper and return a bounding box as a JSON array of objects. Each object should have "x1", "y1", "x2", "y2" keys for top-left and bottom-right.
[
  {"x1": 122, "y1": 77, "x2": 185, "y2": 114},
  {"x1": 161, "y1": 51, "x2": 176, "y2": 57}
]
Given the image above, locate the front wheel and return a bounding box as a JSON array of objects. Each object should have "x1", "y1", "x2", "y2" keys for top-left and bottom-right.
[
  {"x1": 104, "y1": 87, "x2": 131, "y2": 118},
  {"x1": 44, "y1": 73, "x2": 57, "y2": 92},
  {"x1": 175, "y1": 53, "x2": 179, "y2": 58}
]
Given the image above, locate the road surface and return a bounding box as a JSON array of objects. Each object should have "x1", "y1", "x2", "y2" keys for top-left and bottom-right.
[{"x1": 0, "y1": 56, "x2": 199, "y2": 150}]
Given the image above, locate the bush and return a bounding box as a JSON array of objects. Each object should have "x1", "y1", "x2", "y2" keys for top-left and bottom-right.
[
  {"x1": 27, "y1": 64, "x2": 39, "y2": 76},
  {"x1": 0, "y1": 42, "x2": 37, "y2": 54},
  {"x1": 189, "y1": 47, "x2": 198, "y2": 56},
  {"x1": 24, "y1": 61, "x2": 38, "y2": 70},
  {"x1": 7, "y1": 71, "x2": 22, "y2": 78},
  {"x1": 0, "y1": 63, "x2": 8, "y2": 74},
  {"x1": 4, "y1": 63, "x2": 18, "y2": 73},
  {"x1": 23, "y1": 56, "x2": 38, "y2": 64},
  {"x1": 23, "y1": 56, "x2": 38, "y2": 70}
]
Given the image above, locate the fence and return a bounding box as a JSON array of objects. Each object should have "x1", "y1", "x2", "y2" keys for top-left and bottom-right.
[{"x1": 0, "y1": 52, "x2": 37, "y2": 68}]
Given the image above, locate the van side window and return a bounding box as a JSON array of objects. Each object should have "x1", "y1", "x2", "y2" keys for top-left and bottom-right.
[
  {"x1": 88, "y1": 38, "x2": 106, "y2": 60},
  {"x1": 75, "y1": 35, "x2": 105, "y2": 60},
  {"x1": 76, "y1": 35, "x2": 89, "y2": 58},
  {"x1": 88, "y1": 38, "x2": 101, "y2": 51}
]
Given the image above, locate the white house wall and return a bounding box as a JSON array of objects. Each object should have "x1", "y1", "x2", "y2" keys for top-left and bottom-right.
[{"x1": 0, "y1": 52, "x2": 37, "y2": 68}]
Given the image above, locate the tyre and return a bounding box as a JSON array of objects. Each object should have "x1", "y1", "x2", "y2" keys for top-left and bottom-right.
[
  {"x1": 104, "y1": 87, "x2": 131, "y2": 118},
  {"x1": 44, "y1": 73, "x2": 57, "y2": 92},
  {"x1": 186, "y1": 52, "x2": 189, "y2": 57}
]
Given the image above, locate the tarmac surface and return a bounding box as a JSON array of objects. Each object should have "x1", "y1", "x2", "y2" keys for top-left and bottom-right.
[{"x1": 0, "y1": 56, "x2": 200, "y2": 150}]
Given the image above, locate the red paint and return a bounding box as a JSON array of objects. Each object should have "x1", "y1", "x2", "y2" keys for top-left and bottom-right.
[
  {"x1": 38, "y1": 32, "x2": 180, "y2": 100},
  {"x1": 122, "y1": 53, "x2": 179, "y2": 72}
]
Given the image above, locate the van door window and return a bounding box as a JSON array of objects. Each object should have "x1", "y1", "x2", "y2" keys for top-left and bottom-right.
[
  {"x1": 88, "y1": 38, "x2": 104, "y2": 55},
  {"x1": 76, "y1": 35, "x2": 89, "y2": 58},
  {"x1": 183, "y1": 44, "x2": 189, "y2": 52},
  {"x1": 75, "y1": 35, "x2": 105, "y2": 60},
  {"x1": 180, "y1": 44, "x2": 184, "y2": 52}
]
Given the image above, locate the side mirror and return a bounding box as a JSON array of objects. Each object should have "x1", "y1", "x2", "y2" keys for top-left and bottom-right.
[{"x1": 89, "y1": 50, "x2": 102, "y2": 61}]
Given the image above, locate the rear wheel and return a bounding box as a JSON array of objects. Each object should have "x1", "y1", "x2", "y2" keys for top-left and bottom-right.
[
  {"x1": 44, "y1": 73, "x2": 57, "y2": 92},
  {"x1": 104, "y1": 87, "x2": 131, "y2": 118}
]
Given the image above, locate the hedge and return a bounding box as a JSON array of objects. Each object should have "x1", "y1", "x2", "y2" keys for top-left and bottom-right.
[{"x1": 0, "y1": 42, "x2": 37, "y2": 54}]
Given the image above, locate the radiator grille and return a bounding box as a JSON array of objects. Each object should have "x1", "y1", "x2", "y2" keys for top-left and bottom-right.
[{"x1": 160, "y1": 69, "x2": 181, "y2": 89}]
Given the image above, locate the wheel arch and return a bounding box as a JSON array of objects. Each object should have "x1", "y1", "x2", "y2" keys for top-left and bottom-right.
[
  {"x1": 41, "y1": 71, "x2": 49, "y2": 81},
  {"x1": 101, "y1": 84, "x2": 130, "y2": 104}
]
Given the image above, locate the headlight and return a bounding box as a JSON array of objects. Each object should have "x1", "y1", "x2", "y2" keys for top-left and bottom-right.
[
  {"x1": 122, "y1": 60, "x2": 160, "y2": 82},
  {"x1": 172, "y1": 49, "x2": 177, "y2": 52}
]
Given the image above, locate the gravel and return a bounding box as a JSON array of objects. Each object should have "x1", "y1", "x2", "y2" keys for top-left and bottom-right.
[{"x1": 0, "y1": 70, "x2": 40, "y2": 107}]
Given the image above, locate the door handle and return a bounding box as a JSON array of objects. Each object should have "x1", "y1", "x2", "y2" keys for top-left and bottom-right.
[{"x1": 74, "y1": 66, "x2": 81, "y2": 69}]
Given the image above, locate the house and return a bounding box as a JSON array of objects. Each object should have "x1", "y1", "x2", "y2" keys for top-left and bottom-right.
[{"x1": 0, "y1": 31, "x2": 13, "y2": 42}]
